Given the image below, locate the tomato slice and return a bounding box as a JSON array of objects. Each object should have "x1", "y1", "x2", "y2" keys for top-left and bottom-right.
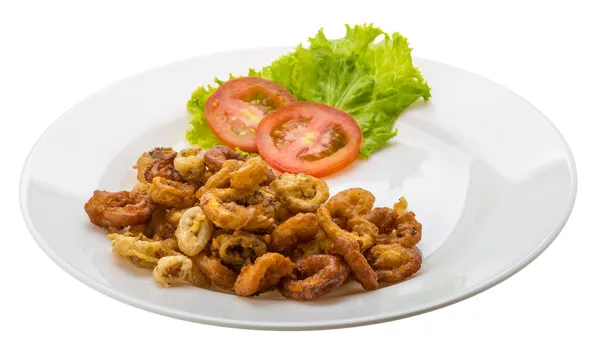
[
  {"x1": 255, "y1": 102, "x2": 362, "y2": 177},
  {"x1": 204, "y1": 77, "x2": 296, "y2": 152}
]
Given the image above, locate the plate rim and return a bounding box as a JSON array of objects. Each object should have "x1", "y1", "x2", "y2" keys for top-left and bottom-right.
[{"x1": 19, "y1": 46, "x2": 579, "y2": 331}]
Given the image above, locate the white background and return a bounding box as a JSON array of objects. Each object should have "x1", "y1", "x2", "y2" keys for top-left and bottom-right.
[{"x1": 1, "y1": 0, "x2": 598, "y2": 358}]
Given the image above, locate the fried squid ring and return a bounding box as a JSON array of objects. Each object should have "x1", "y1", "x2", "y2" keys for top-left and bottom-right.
[
  {"x1": 293, "y1": 228, "x2": 334, "y2": 261},
  {"x1": 394, "y1": 211, "x2": 423, "y2": 248},
  {"x1": 209, "y1": 228, "x2": 235, "y2": 251},
  {"x1": 216, "y1": 230, "x2": 267, "y2": 266},
  {"x1": 229, "y1": 157, "x2": 270, "y2": 191},
  {"x1": 153, "y1": 255, "x2": 211, "y2": 288},
  {"x1": 145, "y1": 205, "x2": 177, "y2": 240},
  {"x1": 193, "y1": 254, "x2": 238, "y2": 290},
  {"x1": 347, "y1": 215, "x2": 378, "y2": 239},
  {"x1": 199, "y1": 188, "x2": 274, "y2": 231},
  {"x1": 148, "y1": 177, "x2": 196, "y2": 209},
  {"x1": 161, "y1": 237, "x2": 180, "y2": 252},
  {"x1": 317, "y1": 206, "x2": 376, "y2": 251},
  {"x1": 393, "y1": 196, "x2": 408, "y2": 213},
  {"x1": 327, "y1": 236, "x2": 378, "y2": 291},
  {"x1": 365, "y1": 244, "x2": 422, "y2": 283},
  {"x1": 278, "y1": 255, "x2": 351, "y2": 301},
  {"x1": 256, "y1": 186, "x2": 292, "y2": 224},
  {"x1": 374, "y1": 211, "x2": 423, "y2": 248},
  {"x1": 269, "y1": 213, "x2": 319, "y2": 253},
  {"x1": 363, "y1": 207, "x2": 398, "y2": 235},
  {"x1": 274, "y1": 203, "x2": 295, "y2": 223},
  {"x1": 240, "y1": 190, "x2": 277, "y2": 230},
  {"x1": 234, "y1": 253, "x2": 294, "y2": 297},
  {"x1": 204, "y1": 145, "x2": 247, "y2": 173},
  {"x1": 134, "y1": 147, "x2": 176, "y2": 183},
  {"x1": 144, "y1": 152, "x2": 184, "y2": 183},
  {"x1": 196, "y1": 159, "x2": 244, "y2": 198},
  {"x1": 174, "y1": 147, "x2": 207, "y2": 185},
  {"x1": 270, "y1": 173, "x2": 329, "y2": 213},
  {"x1": 165, "y1": 208, "x2": 185, "y2": 227},
  {"x1": 323, "y1": 190, "x2": 378, "y2": 241},
  {"x1": 326, "y1": 188, "x2": 375, "y2": 216},
  {"x1": 131, "y1": 182, "x2": 151, "y2": 197},
  {"x1": 108, "y1": 232, "x2": 178, "y2": 268},
  {"x1": 85, "y1": 190, "x2": 153, "y2": 228},
  {"x1": 175, "y1": 206, "x2": 214, "y2": 256}
]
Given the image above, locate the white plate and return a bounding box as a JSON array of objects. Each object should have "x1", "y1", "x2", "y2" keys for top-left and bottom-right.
[{"x1": 19, "y1": 46, "x2": 577, "y2": 330}]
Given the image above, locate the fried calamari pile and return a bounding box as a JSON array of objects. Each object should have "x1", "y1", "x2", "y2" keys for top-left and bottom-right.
[{"x1": 84, "y1": 145, "x2": 423, "y2": 300}]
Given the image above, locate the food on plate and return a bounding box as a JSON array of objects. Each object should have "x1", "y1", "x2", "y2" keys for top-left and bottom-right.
[
  {"x1": 108, "y1": 232, "x2": 178, "y2": 269},
  {"x1": 147, "y1": 177, "x2": 196, "y2": 209},
  {"x1": 234, "y1": 253, "x2": 294, "y2": 297},
  {"x1": 175, "y1": 206, "x2": 213, "y2": 256},
  {"x1": 193, "y1": 253, "x2": 238, "y2": 290},
  {"x1": 255, "y1": 102, "x2": 362, "y2": 177},
  {"x1": 203, "y1": 145, "x2": 247, "y2": 172},
  {"x1": 278, "y1": 254, "x2": 351, "y2": 301},
  {"x1": 84, "y1": 190, "x2": 153, "y2": 228},
  {"x1": 327, "y1": 236, "x2": 378, "y2": 291},
  {"x1": 204, "y1": 77, "x2": 296, "y2": 152},
  {"x1": 268, "y1": 213, "x2": 318, "y2": 254},
  {"x1": 196, "y1": 159, "x2": 243, "y2": 197},
  {"x1": 134, "y1": 147, "x2": 177, "y2": 183},
  {"x1": 229, "y1": 157, "x2": 271, "y2": 190},
  {"x1": 326, "y1": 187, "x2": 375, "y2": 216},
  {"x1": 144, "y1": 152, "x2": 184, "y2": 183},
  {"x1": 317, "y1": 205, "x2": 377, "y2": 251},
  {"x1": 293, "y1": 229, "x2": 334, "y2": 261},
  {"x1": 270, "y1": 173, "x2": 330, "y2": 213},
  {"x1": 83, "y1": 144, "x2": 423, "y2": 301},
  {"x1": 199, "y1": 188, "x2": 275, "y2": 231},
  {"x1": 173, "y1": 147, "x2": 207, "y2": 185},
  {"x1": 363, "y1": 207, "x2": 398, "y2": 235},
  {"x1": 186, "y1": 24, "x2": 432, "y2": 175},
  {"x1": 365, "y1": 244, "x2": 422, "y2": 283},
  {"x1": 215, "y1": 230, "x2": 267, "y2": 266},
  {"x1": 153, "y1": 255, "x2": 211, "y2": 288},
  {"x1": 372, "y1": 206, "x2": 423, "y2": 248}
]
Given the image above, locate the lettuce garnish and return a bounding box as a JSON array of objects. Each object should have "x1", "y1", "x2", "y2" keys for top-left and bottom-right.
[{"x1": 186, "y1": 24, "x2": 431, "y2": 158}]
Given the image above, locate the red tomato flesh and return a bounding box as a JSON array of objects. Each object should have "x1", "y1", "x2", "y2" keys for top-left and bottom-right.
[
  {"x1": 204, "y1": 77, "x2": 296, "y2": 152},
  {"x1": 255, "y1": 102, "x2": 362, "y2": 177}
]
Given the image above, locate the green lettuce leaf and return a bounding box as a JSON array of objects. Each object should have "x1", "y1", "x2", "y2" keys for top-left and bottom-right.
[
  {"x1": 234, "y1": 147, "x2": 260, "y2": 157},
  {"x1": 185, "y1": 81, "x2": 221, "y2": 149},
  {"x1": 186, "y1": 24, "x2": 431, "y2": 157}
]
